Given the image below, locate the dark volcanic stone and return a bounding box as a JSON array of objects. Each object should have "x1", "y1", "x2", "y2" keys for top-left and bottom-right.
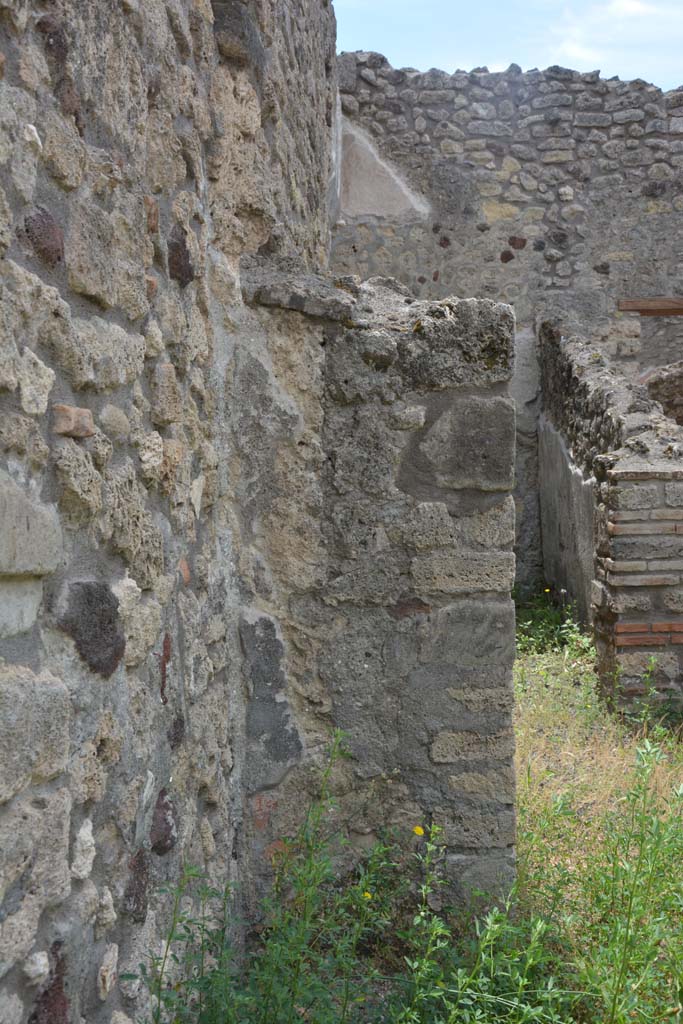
[
  {"x1": 150, "y1": 788, "x2": 178, "y2": 855},
  {"x1": 168, "y1": 224, "x2": 195, "y2": 287},
  {"x1": 58, "y1": 581, "x2": 126, "y2": 678},
  {"x1": 29, "y1": 943, "x2": 68, "y2": 1024},
  {"x1": 642, "y1": 181, "x2": 666, "y2": 198},
  {"x1": 55, "y1": 76, "x2": 83, "y2": 133},
  {"x1": 168, "y1": 714, "x2": 186, "y2": 749},
  {"x1": 36, "y1": 16, "x2": 69, "y2": 63},
  {"x1": 24, "y1": 208, "x2": 64, "y2": 267},
  {"x1": 239, "y1": 613, "x2": 303, "y2": 793}
]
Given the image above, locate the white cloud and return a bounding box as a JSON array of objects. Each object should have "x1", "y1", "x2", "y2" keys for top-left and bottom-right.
[
  {"x1": 606, "y1": 0, "x2": 656, "y2": 14},
  {"x1": 542, "y1": 0, "x2": 683, "y2": 86}
]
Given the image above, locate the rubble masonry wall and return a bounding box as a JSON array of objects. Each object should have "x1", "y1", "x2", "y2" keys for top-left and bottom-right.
[{"x1": 0, "y1": 4, "x2": 517, "y2": 1023}]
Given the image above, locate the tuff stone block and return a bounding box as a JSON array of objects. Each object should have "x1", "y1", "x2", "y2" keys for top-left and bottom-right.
[
  {"x1": 0, "y1": 470, "x2": 62, "y2": 576},
  {"x1": 0, "y1": 665, "x2": 70, "y2": 803},
  {"x1": 418, "y1": 397, "x2": 515, "y2": 492}
]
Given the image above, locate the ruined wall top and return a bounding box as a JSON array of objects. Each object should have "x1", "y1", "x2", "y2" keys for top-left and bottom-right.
[{"x1": 332, "y1": 49, "x2": 683, "y2": 369}]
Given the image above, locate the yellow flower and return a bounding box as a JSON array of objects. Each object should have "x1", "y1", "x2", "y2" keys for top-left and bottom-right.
[
  {"x1": 362, "y1": 891, "x2": 373, "y2": 900},
  {"x1": 413, "y1": 825, "x2": 425, "y2": 837},
  {"x1": 544, "y1": 588, "x2": 550, "y2": 593}
]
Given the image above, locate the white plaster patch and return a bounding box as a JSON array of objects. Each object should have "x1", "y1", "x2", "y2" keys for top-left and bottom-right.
[{"x1": 340, "y1": 120, "x2": 430, "y2": 221}]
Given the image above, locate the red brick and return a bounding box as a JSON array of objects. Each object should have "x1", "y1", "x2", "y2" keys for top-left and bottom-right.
[
  {"x1": 52, "y1": 403, "x2": 95, "y2": 438},
  {"x1": 616, "y1": 635, "x2": 667, "y2": 647},
  {"x1": 652, "y1": 622, "x2": 683, "y2": 632},
  {"x1": 616, "y1": 622, "x2": 651, "y2": 633},
  {"x1": 671, "y1": 636, "x2": 683, "y2": 644},
  {"x1": 144, "y1": 196, "x2": 159, "y2": 233}
]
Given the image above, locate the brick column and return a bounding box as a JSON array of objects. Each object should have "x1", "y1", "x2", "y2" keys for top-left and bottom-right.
[{"x1": 593, "y1": 466, "x2": 683, "y2": 703}]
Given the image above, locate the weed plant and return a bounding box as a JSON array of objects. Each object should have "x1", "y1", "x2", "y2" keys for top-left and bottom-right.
[{"x1": 136, "y1": 599, "x2": 683, "y2": 1024}]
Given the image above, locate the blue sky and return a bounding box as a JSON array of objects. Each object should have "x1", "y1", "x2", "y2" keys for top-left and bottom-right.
[{"x1": 334, "y1": 0, "x2": 683, "y2": 91}]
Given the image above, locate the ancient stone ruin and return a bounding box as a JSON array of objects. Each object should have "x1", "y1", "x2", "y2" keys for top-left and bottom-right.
[{"x1": 1, "y1": 2, "x2": 683, "y2": 1022}]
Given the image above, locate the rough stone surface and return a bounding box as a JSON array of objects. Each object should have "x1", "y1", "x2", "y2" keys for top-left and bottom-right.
[
  {"x1": 0, "y1": 470, "x2": 62, "y2": 576},
  {"x1": 0, "y1": 664, "x2": 71, "y2": 803},
  {"x1": 0, "y1": 6, "x2": 522, "y2": 1021},
  {"x1": 539, "y1": 320, "x2": 683, "y2": 704},
  {"x1": 332, "y1": 53, "x2": 683, "y2": 591},
  {"x1": 539, "y1": 416, "x2": 596, "y2": 624}
]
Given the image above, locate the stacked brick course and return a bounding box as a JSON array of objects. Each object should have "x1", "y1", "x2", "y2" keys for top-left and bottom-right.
[{"x1": 540, "y1": 323, "x2": 683, "y2": 704}]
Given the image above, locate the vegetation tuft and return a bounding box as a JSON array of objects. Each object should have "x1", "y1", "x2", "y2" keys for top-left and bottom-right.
[{"x1": 136, "y1": 593, "x2": 683, "y2": 1024}]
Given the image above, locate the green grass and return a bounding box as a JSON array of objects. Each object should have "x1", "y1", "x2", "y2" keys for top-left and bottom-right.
[{"x1": 136, "y1": 595, "x2": 683, "y2": 1024}]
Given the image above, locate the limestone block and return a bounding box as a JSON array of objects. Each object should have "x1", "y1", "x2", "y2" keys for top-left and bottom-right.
[
  {"x1": 102, "y1": 463, "x2": 164, "y2": 589},
  {"x1": 666, "y1": 482, "x2": 683, "y2": 506},
  {"x1": 42, "y1": 108, "x2": 85, "y2": 189},
  {"x1": 0, "y1": 788, "x2": 71, "y2": 976},
  {"x1": 65, "y1": 197, "x2": 150, "y2": 320},
  {"x1": 419, "y1": 397, "x2": 515, "y2": 491},
  {"x1": 445, "y1": 850, "x2": 516, "y2": 901},
  {"x1": 0, "y1": 261, "x2": 72, "y2": 385},
  {"x1": 435, "y1": 804, "x2": 516, "y2": 849},
  {"x1": 242, "y1": 264, "x2": 356, "y2": 321},
  {"x1": 96, "y1": 887, "x2": 117, "y2": 938},
  {"x1": 137, "y1": 431, "x2": 165, "y2": 482},
  {"x1": 97, "y1": 943, "x2": 118, "y2": 1000},
  {"x1": 17, "y1": 346, "x2": 55, "y2": 414},
  {"x1": 0, "y1": 81, "x2": 39, "y2": 200},
  {"x1": 71, "y1": 818, "x2": 96, "y2": 879},
  {"x1": 451, "y1": 498, "x2": 516, "y2": 550},
  {"x1": 0, "y1": 664, "x2": 70, "y2": 803},
  {"x1": 398, "y1": 296, "x2": 515, "y2": 391},
  {"x1": 430, "y1": 729, "x2": 515, "y2": 764},
  {"x1": 0, "y1": 577, "x2": 43, "y2": 638},
  {"x1": 0, "y1": 412, "x2": 49, "y2": 466},
  {"x1": 51, "y1": 316, "x2": 145, "y2": 391},
  {"x1": 0, "y1": 183, "x2": 11, "y2": 255},
  {"x1": 448, "y1": 764, "x2": 515, "y2": 801},
  {"x1": 411, "y1": 550, "x2": 516, "y2": 594},
  {"x1": 418, "y1": 600, "x2": 515, "y2": 670},
  {"x1": 99, "y1": 403, "x2": 130, "y2": 441},
  {"x1": 54, "y1": 439, "x2": 103, "y2": 517},
  {"x1": 23, "y1": 950, "x2": 50, "y2": 987},
  {"x1": 151, "y1": 362, "x2": 183, "y2": 425},
  {"x1": 112, "y1": 575, "x2": 162, "y2": 666},
  {"x1": 0, "y1": 470, "x2": 62, "y2": 576},
  {"x1": 0, "y1": 993, "x2": 22, "y2": 1024}
]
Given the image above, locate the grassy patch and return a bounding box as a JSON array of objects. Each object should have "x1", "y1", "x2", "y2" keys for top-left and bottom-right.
[{"x1": 515, "y1": 635, "x2": 683, "y2": 1022}]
